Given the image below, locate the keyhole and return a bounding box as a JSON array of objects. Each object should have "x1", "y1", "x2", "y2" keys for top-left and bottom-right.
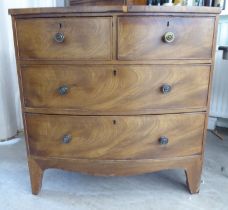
[
  {"x1": 59, "y1": 23, "x2": 62, "y2": 29},
  {"x1": 113, "y1": 70, "x2": 117, "y2": 76},
  {"x1": 113, "y1": 120, "x2": 116, "y2": 125},
  {"x1": 167, "y1": 21, "x2": 170, "y2": 27}
]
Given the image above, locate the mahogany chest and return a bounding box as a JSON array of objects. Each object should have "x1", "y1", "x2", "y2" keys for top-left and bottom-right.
[{"x1": 9, "y1": 5, "x2": 220, "y2": 194}]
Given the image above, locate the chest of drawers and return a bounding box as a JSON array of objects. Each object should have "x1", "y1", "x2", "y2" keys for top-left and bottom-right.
[{"x1": 9, "y1": 6, "x2": 220, "y2": 195}]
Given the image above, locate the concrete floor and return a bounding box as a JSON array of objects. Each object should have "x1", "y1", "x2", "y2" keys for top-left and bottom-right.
[{"x1": 0, "y1": 131, "x2": 228, "y2": 210}]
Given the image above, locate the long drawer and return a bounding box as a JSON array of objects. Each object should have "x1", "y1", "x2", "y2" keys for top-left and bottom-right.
[
  {"x1": 15, "y1": 17, "x2": 112, "y2": 60},
  {"x1": 26, "y1": 113, "x2": 205, "y2": 160},
  {"x1": 118, "y1": 16, "x2": 215, "y2": 60},
  {"x1": 21, "y1": 65, "x2": 210, "y2": 114}
]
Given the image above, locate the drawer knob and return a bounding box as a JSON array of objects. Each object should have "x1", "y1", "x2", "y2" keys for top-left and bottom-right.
[
  {"x1": 62, "y1": 134, "x2": 72, "y2": 144},
  {"x1": 54, "y1": 32, "x2": 64, "y2": 43},
  {"x1": 161, "y1": 84, "x2": 172, "y2": 94},
  {"x1": 58, "y1": 85, "x2": 69, "y2": 96},
  {"x1": 218, "y1": 46, "x2": 228, "y2": 60},
  {"x1": 159, "y1": 136, "x2": 169, "y2": 145},
  {"x1": 163, "y1": 32, "x2": 175, "y2": 43}
]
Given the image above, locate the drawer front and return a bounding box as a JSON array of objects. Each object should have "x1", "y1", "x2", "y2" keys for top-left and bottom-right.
[
  {"x1": 118, "y1": 16, "x2": 214, "y2": 60},
  {"x1": 16, "y1": 17, "x2": 112, "y2": 60},
  {"x1": 26, "y1": 113, "x2": 205, "y2": 159},
  {"x1": 21, "y1": 65, "x2": 210, "y2": 114}
]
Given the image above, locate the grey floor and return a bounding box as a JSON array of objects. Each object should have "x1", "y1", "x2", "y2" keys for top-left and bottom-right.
[{"x1": 0, "y1": 130, "x2": 228, "y2": 210}]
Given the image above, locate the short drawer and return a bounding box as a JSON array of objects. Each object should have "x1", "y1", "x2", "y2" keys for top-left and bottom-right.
[
  {"x1": 15, "y1": 17, "x2": 112, "y2": 60},
  {"x1": 26, "y1": 113, "x2": 205, "y2": 160},
  {"x1": 118, "y1": 16, "x2": 215, "y2": 60},
  {"x1": 21, "y1": 65, "x2": 210, "y2": 114}
]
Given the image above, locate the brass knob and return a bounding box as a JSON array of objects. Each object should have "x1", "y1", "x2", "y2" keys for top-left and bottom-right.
[
  {"x1": 163, "y1": 32, "x2": 175, "y2": 43},
  {"x1": 57, "y1": 85, "x2": 68, "y2": 96},
  {"x1": 54, "y1": 32, "x2": 64, "y2": 43},
  {"x1": 62, "y1": 134, "x2": 72, "y2": 144},
  {"x1": 161, "y1": 84, "x2": 172, "y2": 94},
  {"x1": 159, "y1": 136, "x2": 169, "y2": 145}
]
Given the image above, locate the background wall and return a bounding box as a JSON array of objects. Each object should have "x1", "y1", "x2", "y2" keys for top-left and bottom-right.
[
  {"x1": 209, "y1": 15, "x2": 228, "y2": 129},
  {"x1": 0, "y1": 0, "x2": 64, "y2": 140}
]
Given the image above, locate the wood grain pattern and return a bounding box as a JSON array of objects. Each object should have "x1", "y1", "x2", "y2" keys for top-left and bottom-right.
[
  {"x1": 26, "y1": 113, "x2": 205, "y2": 160},
  {"x1": 69, "y1": 0, "x2": 126, "y2": 5},
  {"x1": 21, "y1": 65, "x2": 210, "y2": 114},
  {"x1": 8, "y1": 6, "x2": 221, "y2": 16},
  {"x1": 29, "y1": 155, "x2": 202, "y2": 194},
  {"x1": 69, "y1": 0, "x2": 147, "y2": 6},
  {"x1": 130, "y1": 0, "x2": 147, "y2": 4},
  {"x1": 16, "y1": 17, "x2": 112, "y2": 60},
  {"x1": 185, "y1": 157, "x2": 202, "y2": 194},
  {"x1": 69, "y1": 0, "x2": 147, "y2": 5},
  {"x1": 23, "y1": 107, "x2": 207, "y2": 116},
  {"x1": 28, "y1": 157, "x2": 43, "y2": 195},
  {"x1": 19, "y1": 59, "x2": 213, "y2": 65},
  {"x1": 118, "y1": 16, "x2": 215, "y2": 60}
]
